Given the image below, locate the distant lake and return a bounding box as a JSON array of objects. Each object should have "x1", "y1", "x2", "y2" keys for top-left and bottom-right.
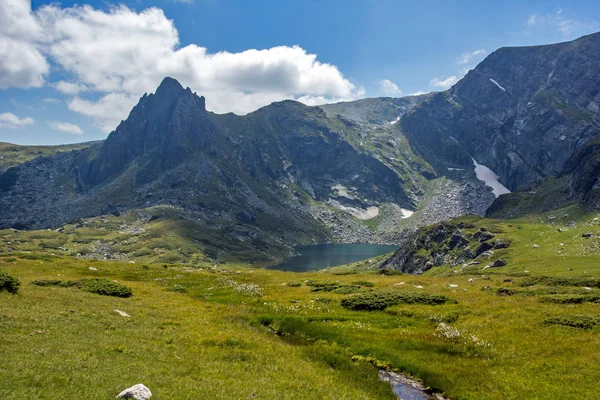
[{"x1": 270, "y1": 243, "x2": 397, "y2": 272}]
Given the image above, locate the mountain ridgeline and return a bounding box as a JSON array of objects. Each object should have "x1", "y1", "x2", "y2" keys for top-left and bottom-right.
[{"x1": 1, "y1": 32, "x2": 599, "y2": 262}]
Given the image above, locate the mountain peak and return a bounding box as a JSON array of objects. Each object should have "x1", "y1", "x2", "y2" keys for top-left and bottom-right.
[{"x1": 155, "y1": 77, "x2": 185, "y2": 96}]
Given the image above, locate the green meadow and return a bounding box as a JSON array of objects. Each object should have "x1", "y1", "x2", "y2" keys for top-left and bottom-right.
[{"x1": 1, "y1": 211, "x2": 600, "y2": 399}]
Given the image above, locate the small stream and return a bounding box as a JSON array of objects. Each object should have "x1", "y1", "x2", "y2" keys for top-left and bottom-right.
[{"x1": 379, "y1": 371, "x2": 447, "y2": 400}]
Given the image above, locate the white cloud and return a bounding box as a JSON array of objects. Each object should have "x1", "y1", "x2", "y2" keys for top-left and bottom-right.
[
  {"x1": 0, "y1": 0, "x2": 364, "y2": 132},
  {"x1": 54, "y1": 81, "x2": 89, "y2": 95},
  {"x1": 68, "y1": 93, "x2": 138, "y2": 133},
  {"x1": 457, "y1": 49, "x2": 486, "y2": 65},
  {"x1": 0, "y1": 0, "x2": 49, "y2": 89},
  {"x1": 525, "y1": 9, "x2": 599, "y2": 37},
  {"x1": 0, "y1": 2, "x2": 359, "y2": 131},
  {"x1": 43, "y1": 98, "x2": 61, "y2": 104},
  {"x1": 49, "y1": 121, "x2": 83, "y2": 135},
  {"x1": 430, "y1": 76, "x2": 460, "y2": 90},
  {"x1": 0, "y1": 112, "x2": 34, "y2": 129},
  {"x1": 378, "y1": 79, "x2": 402, "y2": 96},
  {"x1": 409, "y1": 90, "x2": 430, "y2": 96}
]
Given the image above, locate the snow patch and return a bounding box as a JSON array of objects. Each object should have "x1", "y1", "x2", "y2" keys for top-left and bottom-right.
[
  {"x1": 448, "y1": 135, "x2": 458, "y2": 143},
  {"x1": 400, "y1": 208, "x2": 414, "y2": 219},
  {"x1": 390, "y1": 116, "x2": 400, "y2": 125},
  {"x1": 472, "y1": 158, "x2": 511, "y2": 198},
  {"x1": 559, "y1": 135, "x2": 566, "y2": 141},
  {"x1": 447, "y1": 167, "x2": 465, "y2": 171},
  {"x1": 489, "y1": 78, "x2": 506, "y2": 91}
]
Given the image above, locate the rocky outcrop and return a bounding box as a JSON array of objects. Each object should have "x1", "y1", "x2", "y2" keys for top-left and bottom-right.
[{"x1": 379, "y1": 222, "x2": 509, "y2": 274}]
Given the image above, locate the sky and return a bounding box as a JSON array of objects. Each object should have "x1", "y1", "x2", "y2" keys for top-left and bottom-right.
[{"x1": 1, "y1": 0, "x2": 599, "y2": 145}]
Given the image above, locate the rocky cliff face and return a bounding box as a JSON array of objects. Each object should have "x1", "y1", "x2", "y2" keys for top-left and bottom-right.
[{"x1": 401, "y1": 32, "x2": 600, "y2": 191}]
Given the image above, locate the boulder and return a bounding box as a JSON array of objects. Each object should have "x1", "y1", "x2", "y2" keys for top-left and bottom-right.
[
  {"x1": 483, "y1": 259, "x2": 507, "y2": 270},
  {"x1": 472, "y1": 228, "x2": 495, "y2": 243},
  {"x1": 449, "y1": 230, "x2": 469, "y2": 249},
  {"x1": 116, "y1": 384, "x2": 152, "y2": 400},
  {"x1": 475, "y1": 242, "x2": 494, "y2": 257},
  {"x1": 493, "y1": 240, "x2": 509, "y2": 249},
  {"x1": 582, "y1": 233, "x2": 593, "y2": 238}
]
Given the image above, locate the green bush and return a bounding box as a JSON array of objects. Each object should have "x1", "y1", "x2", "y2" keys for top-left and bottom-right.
[
  {"x1": 341, "y1": 290, "x2": 455, "y2": 311},
  {"x1": 32, "y1": 278, "x2": 132, "y2": 298},
  {"x1": 352, "y1": 280, "x2": 375, "y2": 287},
  {"x1": 286, "y1": 282, "x2": 302, "y2": 287},
  {"x1": 79, "y1": 279, "x2": 133, "y2": 298},
  {"x1": 520, "y1": 276, "x2": 600, "y2": 288},
  {"x1": 378, "y1": 268, "x2": 403, "y2": 276},
  {"x1": 540, "y1": 294, "x2": 600, "y2": 304},
  {"x1": 0, "y1": 269, "x2": 20, "y2": 294},
  {"x1": 544, "y1": 315, "x2": 600, "y2": 329}
]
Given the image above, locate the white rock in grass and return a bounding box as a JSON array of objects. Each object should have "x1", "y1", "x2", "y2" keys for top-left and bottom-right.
[
  {"x1": 448, "y1": 284, "x2": 459, "y2": 288},
  {"x1": 415, "y1": 285, "x2": 424, "y2": 289},
  {"x1": 114, "y1": 310, "x2": 130, "y2": 317},
  {"x1": 394, "y1": 282, "x2": 405, "y2": 286},
  {"x1": 117, "y1": 384, "x2": 152, "y2": 399},
  {"x1": 89, "y1": 267, "x2": 98, "y2": 271},
  {"x1": 532, "y1": 244, "x2": 539, "y2": 248}
]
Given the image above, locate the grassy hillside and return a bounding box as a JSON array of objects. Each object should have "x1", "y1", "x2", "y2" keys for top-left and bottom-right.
[
  {"x1": 0, "y1": 142, "x2": 93, "y2": 171},
  {"x1": 1, "y1": 208, "x2": 599, "y2": 399}
]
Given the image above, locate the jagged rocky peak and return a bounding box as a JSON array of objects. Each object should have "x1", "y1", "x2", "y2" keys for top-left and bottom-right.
[{"x1": 76, "y1": 77, "x2": 213, "y2": 187}]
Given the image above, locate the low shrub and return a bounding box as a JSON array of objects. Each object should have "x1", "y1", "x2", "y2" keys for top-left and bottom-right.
[
  {"x1": 0, "y1": 269, "x2": 20, "y2": 294},
  {"x1": 539, "y1": 294, "x2": 600, "y2": 304},
  {"x1": 79, "y1": 279, "x2": 133, "y2": 297},
  {"x1": 378, "y1": 269, "x2": 403, "y2": 276},
  {"x1": 286, "y1": 282, "x2": 302, "y2": 287},
  {"x1": 341, "y1": 290, "x2": 455, "y2": 311},
  {"x1": 352, "y1": 280, "x2": 375, "y2": 288},
  {"x1": 32, "y1": 278, "x2": 133, "y2": 298},
  {"x1": 306, "y1": 280, "x2": 360, "y2": 294},
  {"x1": 520, "y1": 276, "x2": 600, "y2": 288},
  {"x1": 544, "y1": 315, "x2": 600, "y2": 329}
]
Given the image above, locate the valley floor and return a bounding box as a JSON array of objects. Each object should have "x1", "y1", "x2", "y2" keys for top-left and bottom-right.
[{"x1": 1, "y1": 212, "x2": 600, "y2": 399}]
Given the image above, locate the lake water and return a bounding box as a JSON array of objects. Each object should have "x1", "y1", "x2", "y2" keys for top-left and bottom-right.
[{"x1": 270, "y1": 243, "x2": 397, "y2": 272}]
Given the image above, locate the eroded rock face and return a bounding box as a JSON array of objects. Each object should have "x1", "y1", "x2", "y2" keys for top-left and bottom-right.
[{"x1": 401, "y1": 32, "x2": 600, "y2": 191}]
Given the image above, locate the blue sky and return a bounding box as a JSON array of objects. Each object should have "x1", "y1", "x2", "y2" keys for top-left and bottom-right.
[{"x1": 1, "y1": 0, "x2": 599, "y2": 145}]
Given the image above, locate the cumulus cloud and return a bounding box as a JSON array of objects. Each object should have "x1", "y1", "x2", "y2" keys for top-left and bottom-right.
[
  {"x1": 0, "y1": 0, "x2": 49, "y2": 89},
  {"x1": 49, "y1": 121, "x2": 83, "y2": 135},
  {"x1": 0, "y1": 112, "x2": 34, "y2": 129},
  {"x1": 430, "y1": 76, "x2": 460, "y2": 90},
  {"x1": 68, "y1": 93, "x2": 138, "y2": 133},
  {"x1": 457, "y1": 49, "x2": 486, "y2": 65},
  {"x1": 54, "y1": 81, "x2": 89, "y2": 95},
  {"x1": 378, "y1": 79, "x2": 402, "y2": 96},
  {"x1": 0, "y1": 1, "x2": 364, "y2": 132}
]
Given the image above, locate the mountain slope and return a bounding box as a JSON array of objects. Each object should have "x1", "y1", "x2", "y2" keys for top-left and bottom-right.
[
  {"x1": 0, "y1": 79, "x2": 438, "y2": 260},
  {"x1": 401, "y1": 32, "x2": 600, "y2": 190}
]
